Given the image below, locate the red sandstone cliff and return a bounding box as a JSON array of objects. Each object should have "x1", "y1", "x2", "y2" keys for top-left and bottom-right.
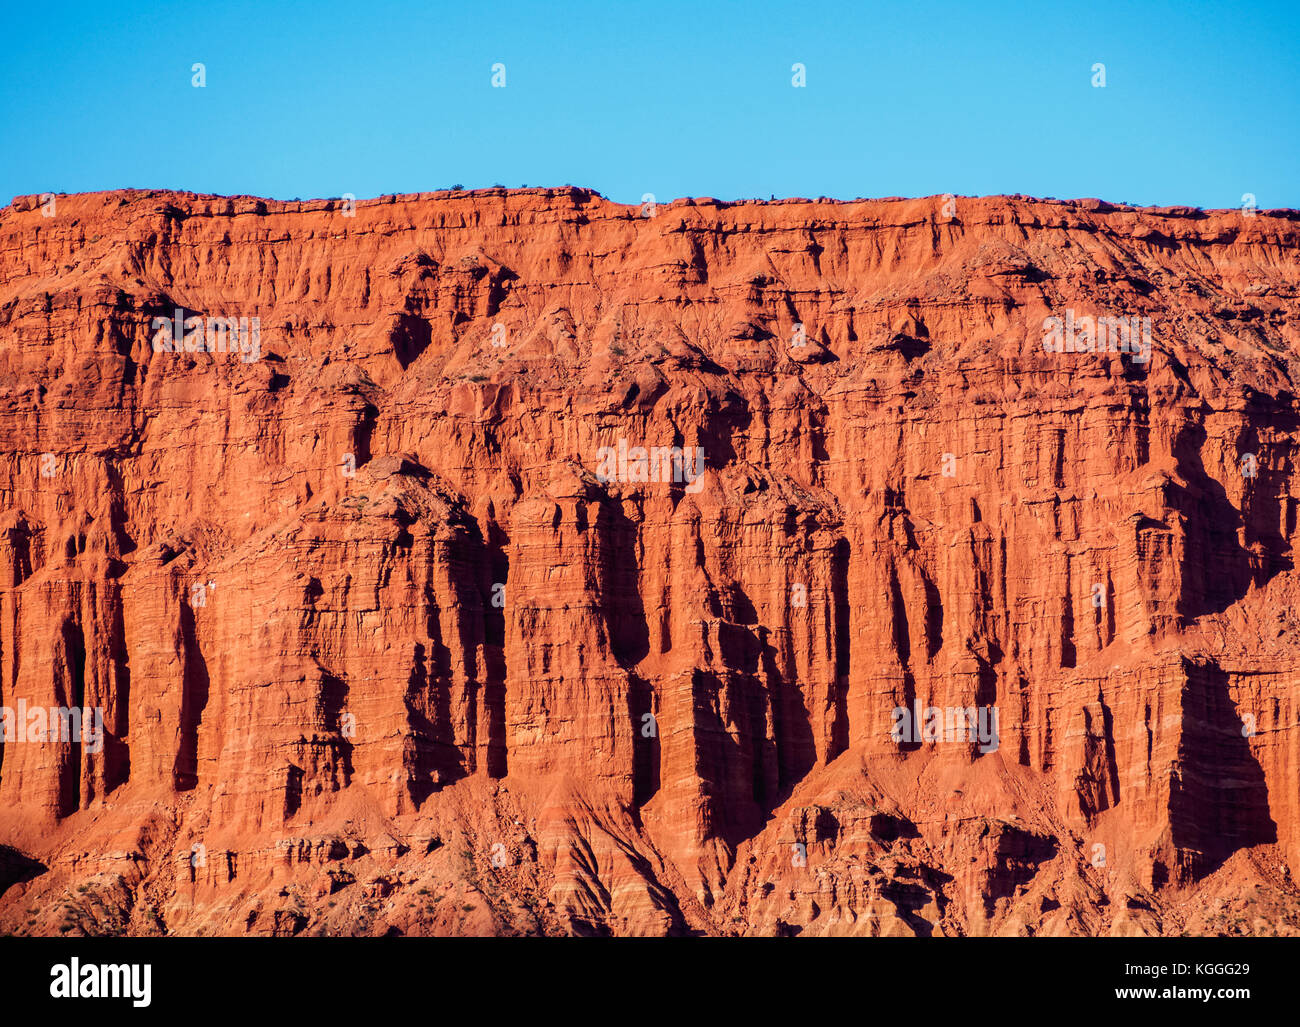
[{"x1": 1, "y1": 187, "x2": 1298, "y2": 936}]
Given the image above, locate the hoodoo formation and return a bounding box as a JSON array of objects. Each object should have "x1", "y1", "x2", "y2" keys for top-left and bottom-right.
[{"x1": 1, "y1": 187, "x2": 1298, "y2": 936}]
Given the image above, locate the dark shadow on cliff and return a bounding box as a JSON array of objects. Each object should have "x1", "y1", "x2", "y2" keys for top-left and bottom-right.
[
  {"x1": 475, "y1": 513, "x2": 510, "y2": 780},
  {"x1": 405, "y1": 640, "x2": 466, "y2": 807},
  {"x1": 628, "y1": 671, "x2": 660, "y2": 807},
  {"x1": 55, "y1": 620, "x2": 87, "y2": 817},
  {"x1": 689, "y1": 390, "x2": 753, "y2": 481},
  {"x1": 1169, "y1": 659, "x2": 1276, "y2": 880},
  {"x1": 599, "y1": 499, "x2": 661, "y2": 807},
  {"x1": 722, "y1": 581, "x2": 798, "y2": 815},
  {"x1": 391, "y1": 314, "x2": 432, "y2": 370},
  {"x1": 1172, "y1": 413, "x2": 1295, "y2": 618},
  {"x1": 690, "y1": 667, "x2": 769, "y2": 849},
  {"x1": 172, "y1": 601, "x2": 210, "y2": 792},
  {"x1": 319, "y1": 670, "x2": 355, "y2": 787},
  {"x1": 103, "y1": 587, "x2": 132, "y2": 796},
  {"x1": 600, "y1": 500, "x2": 649, "y2": 666},
  {"x1": 981, "y1": 826, "x2": 1058, "y2": 918},
  {"x1": 0, "y1": 845, "x2": 47, "y2": 900},
  {"x1": 760, "y1": 631, "x2": 815, "y2": 806},
  {"x1": 828, "y1": 536, "x2": 852, "y2": 760}
]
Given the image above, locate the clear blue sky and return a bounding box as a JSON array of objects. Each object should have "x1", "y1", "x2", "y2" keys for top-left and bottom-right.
[{"x1": 2, "y1": 0, "x2": 1297, "y2": 208}]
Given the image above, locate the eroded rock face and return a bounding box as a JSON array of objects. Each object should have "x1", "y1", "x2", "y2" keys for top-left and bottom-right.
[{"x1": 1, "y1": 187, "x2": 1299, "y2": 936}]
